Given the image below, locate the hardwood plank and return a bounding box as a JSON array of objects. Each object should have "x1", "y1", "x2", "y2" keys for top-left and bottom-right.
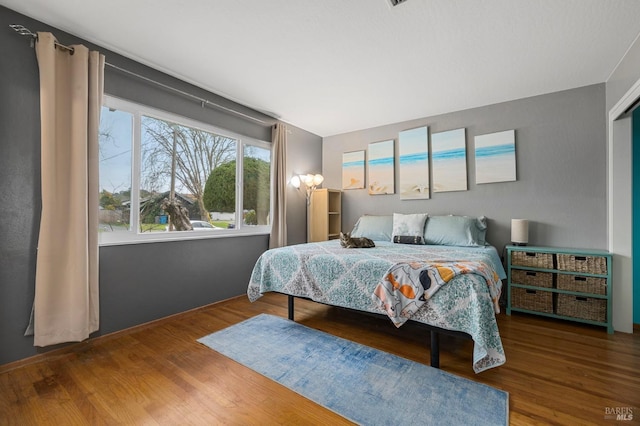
[{"x1": 1, "y1": 293, "x2": 638, "y2": 425}]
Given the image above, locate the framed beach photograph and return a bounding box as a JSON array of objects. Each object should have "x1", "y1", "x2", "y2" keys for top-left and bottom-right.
[
  {"x1": 399, "y1": 126, "x2": 430, "y2": 200},
  {"x1": 342, "y1": 150, "x2": 365, "y2": 189},
  {"x1": 431, "y1": 128, "x2": 467, "y2": 192},
  {"x1": 367, "y1": 139, "x2": 395, "y2": 195},
  {"x1": 474, "y1": 130, "x2": 516, "y2": 184}
]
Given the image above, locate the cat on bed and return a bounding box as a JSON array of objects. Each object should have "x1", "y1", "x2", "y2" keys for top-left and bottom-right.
[{"x1": 339, "y1": 232, "x2": 375, "y2": 248}]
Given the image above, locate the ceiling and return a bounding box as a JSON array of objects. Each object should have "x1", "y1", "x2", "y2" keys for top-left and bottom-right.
[{"x1": 3, "y1": 0, "x2": 640, "y2": 137}]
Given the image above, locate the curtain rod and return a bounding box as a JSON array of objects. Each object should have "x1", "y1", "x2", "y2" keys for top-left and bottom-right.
[{"x1": 9, "y1": 24, "x2": 271, "y2": 125}]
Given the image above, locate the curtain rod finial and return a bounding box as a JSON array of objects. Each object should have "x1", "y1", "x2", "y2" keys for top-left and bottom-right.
[
  {"x1": 10, "y1": 24, "x2": 37, "y2": 47},
  {"x1": 9, "y1": 24, "x2": 36, "y2": 37}
]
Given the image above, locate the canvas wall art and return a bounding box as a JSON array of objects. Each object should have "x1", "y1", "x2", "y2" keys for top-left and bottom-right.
[
  {"x1": 342, "y1": 150, "x2": 365, "y2": 189},
  {"x1": 398, "y1": 126, "x2": 429, "y2": 200},
  {"x1": 431, "y1": 128, "x2": 467, "y2": 192},
  {"x1": 367, "y1": 140, "x2": 395, "y2": 195},
  {"x1": 475, "y1": 129, "x2": 516, "y2": 184}
]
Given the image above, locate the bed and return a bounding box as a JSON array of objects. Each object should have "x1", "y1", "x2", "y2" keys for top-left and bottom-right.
[{"x1": 247, "y1": 214, "x2": 507, "y2": 373}]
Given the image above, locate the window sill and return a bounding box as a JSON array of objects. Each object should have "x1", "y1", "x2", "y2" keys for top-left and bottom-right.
[{"x1": 99, "y1": 227, "x2": 270, "y2": 247}]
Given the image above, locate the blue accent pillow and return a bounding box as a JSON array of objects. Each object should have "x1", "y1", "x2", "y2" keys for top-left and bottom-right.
[
  {"x1": 392, "y1": 213, "x2": 428, "y2": 244},
  {"x1": 350, "y1": 215, "x2": 394, "y2": 241},
  {"x1": 423, "y1": 215, "x2": 488, "y2": 246}
]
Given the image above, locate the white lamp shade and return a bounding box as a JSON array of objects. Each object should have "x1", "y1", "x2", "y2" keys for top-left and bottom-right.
[
  {"x1": 301, "y1": 174, "x2": 314, "y2": 186},
  {"x1": 511, "y1": 219, "x2": 529, "y2": 244},
  {"x1": 290, "y1": 175, "x2": 301, "y2": 188},
  {"x1": 298, "y1": 173, "x2": 323, "y2": 188},
  {"x1": 312, "y1": 174, "x2": 324, "y2": 185}
]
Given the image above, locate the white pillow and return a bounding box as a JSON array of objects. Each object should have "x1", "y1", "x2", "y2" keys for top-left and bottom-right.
[{"x1": 392, "y1": 213, "x2": 428, "y2": 244}]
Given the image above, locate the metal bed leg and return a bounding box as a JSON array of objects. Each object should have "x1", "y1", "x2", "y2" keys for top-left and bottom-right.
[
  {"x1": 430, "y1": 331, "x2": 440, "y2": 368},
  {"x1": 286, "y1": 293, "x2": 445, "y2": 369},
  {"x1": 288, "y1": 295, "x2": 294, "y2": 320}
]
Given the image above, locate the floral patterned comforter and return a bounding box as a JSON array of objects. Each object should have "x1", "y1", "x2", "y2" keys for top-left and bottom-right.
[{"x1": 247, "y1": 240, "x2": 506, "y2": 373}]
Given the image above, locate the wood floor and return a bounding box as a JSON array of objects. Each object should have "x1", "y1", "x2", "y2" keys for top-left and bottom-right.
[{"x1": 1, "y1": 293, "x2": 639, "y2": 425}]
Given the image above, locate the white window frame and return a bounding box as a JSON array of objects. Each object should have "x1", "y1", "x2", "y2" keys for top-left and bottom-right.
[{"x1": 99, "y1": 95, "x2": 272, "y2": 246}]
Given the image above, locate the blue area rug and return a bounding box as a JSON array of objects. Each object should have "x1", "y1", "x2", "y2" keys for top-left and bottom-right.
[{"x1": 198, "y1": 314, "x2": 508, "y2": 426}]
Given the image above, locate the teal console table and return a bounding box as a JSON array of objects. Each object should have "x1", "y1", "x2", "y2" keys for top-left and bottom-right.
[{"x1": 506, "y1": 245, "x2": 613, "y2": 334}]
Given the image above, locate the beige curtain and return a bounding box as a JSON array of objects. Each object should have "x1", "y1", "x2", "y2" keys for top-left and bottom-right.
[
  {"x1": 33, "y1": 32, "x2": 104, "y2": 346},
  {"x1": 269, "y1": 123, "x2": 288, "y2": 249}
]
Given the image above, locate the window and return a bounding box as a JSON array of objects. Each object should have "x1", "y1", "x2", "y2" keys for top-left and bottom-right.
[{"x1": 98, "y1": 96, "x2": 272, "y2": 245}]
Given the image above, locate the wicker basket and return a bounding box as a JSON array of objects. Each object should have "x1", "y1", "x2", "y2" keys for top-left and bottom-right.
[
  {"x1": 556, "y1": 254, "x2": 607, "y2": 274},
  {"x1": 557, "y1": 274, "x2": 607, "y2": 295},
  {"x1": 511, "y1": 269, "x2": 553, "y2": 288},
  {"x1": 511, "y1": 287, "x2": 553, "y2": 313},
  {"x1": 556, "y1": 294, "x2": 606, "y2": 322},
  {"x1": 511, "y1": 251, "x2": 554, "y2": 269}
]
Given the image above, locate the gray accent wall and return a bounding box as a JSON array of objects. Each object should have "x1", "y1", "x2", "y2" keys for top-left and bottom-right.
[
  {"x1": 0, "y1": 6, "x2": 320, "y2": 365},
  {"x1": 323, "y1": 84, "x2": 608, "y2": 253}
]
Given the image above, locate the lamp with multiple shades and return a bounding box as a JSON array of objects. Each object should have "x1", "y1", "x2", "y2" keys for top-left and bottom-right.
[{"x1": 291, "y1": 173, "x2": 324, "y2": 204}]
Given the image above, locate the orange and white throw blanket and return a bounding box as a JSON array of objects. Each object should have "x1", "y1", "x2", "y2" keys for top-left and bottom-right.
[{"x1": 373, "y1": 261, "x2": 501, "y2": 327}]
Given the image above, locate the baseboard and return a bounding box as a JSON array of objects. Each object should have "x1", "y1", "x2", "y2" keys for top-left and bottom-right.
[{"x1": 0, "y1": 294, "x2": 246, "y2": 374}]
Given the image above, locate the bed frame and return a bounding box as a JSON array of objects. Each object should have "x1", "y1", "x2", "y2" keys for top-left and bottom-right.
[{"x1": 286, "y1": 294, "x2": 471, "y2": 369}]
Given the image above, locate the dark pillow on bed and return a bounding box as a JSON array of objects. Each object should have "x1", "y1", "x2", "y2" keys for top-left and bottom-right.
[
  {"x1": 423, "y1": 215, "x2": 487, "y2": 246},
  {"x1": 393, "y1": 235, "x2": 424, "y2": 245},
  {"x1": 350, "y1": 215, "x2": 393, "y2": 241}
]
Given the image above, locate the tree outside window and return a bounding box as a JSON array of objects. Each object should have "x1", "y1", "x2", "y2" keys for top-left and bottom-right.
[
  {"x1": 140, "y1": 116, "x2": 236, "y2": 230},
  {"x1": 98, "y1": 96, "x2": 271, "y2": 244}
]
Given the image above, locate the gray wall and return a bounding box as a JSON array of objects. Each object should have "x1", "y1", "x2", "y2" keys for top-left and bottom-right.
[
  {"x1": 0, "y1": 6, "x2": 321, "y2": 365},
  {"x1": 286, "y1": 125, "x2": 324, "y2": 245},
  {"x1": 323, "y1": 84, "x2": 607, "y2": 252}
]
